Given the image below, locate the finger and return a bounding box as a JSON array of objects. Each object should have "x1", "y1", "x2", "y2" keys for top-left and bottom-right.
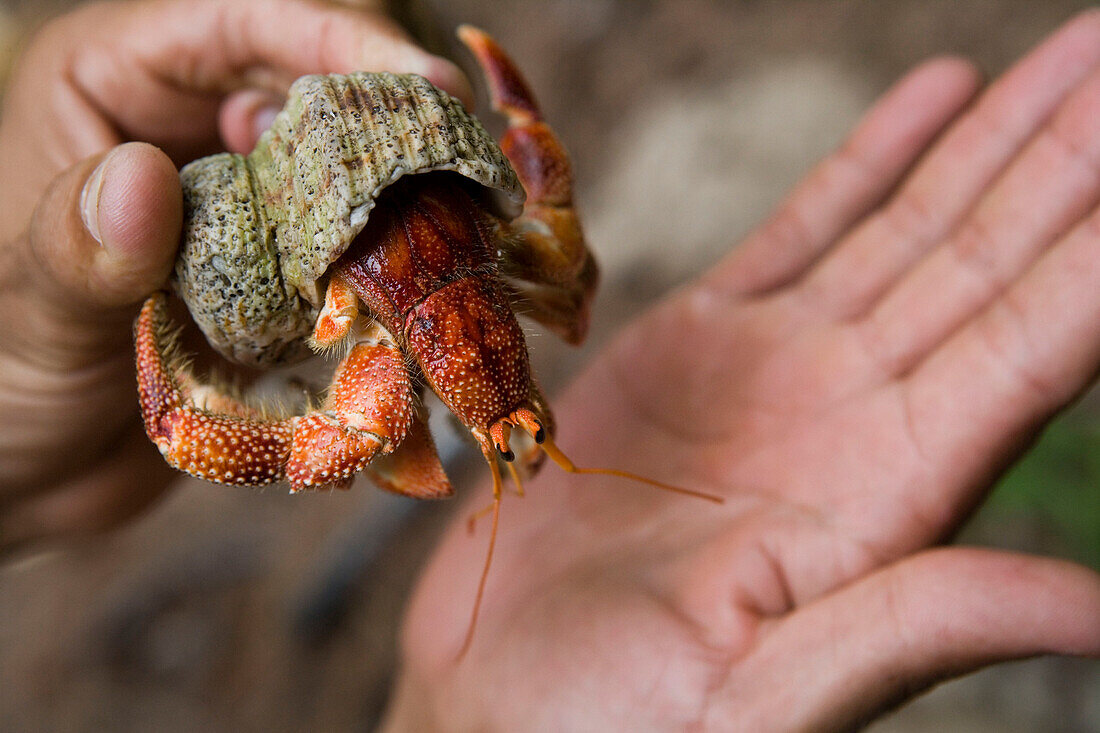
[
  {"x1": 219, "y1": 88, "x2": 286, "y2": 154},
  {"x1": 68, "y1": 0, "x2": 472, "y2": 134},
  {"x1": 804, "y1": 9, "x2": 1100, "y2": 318},
  {"x1": 1, "y1": 0, "x2": 473, "y2": 211},
  {"x1": 34, "y1": 142, "x2": 181, "y2": 309},
  {"x1": 0, "y1": 142, "x2": 181, "y2": 495},
  {"x1": 855, "y1": 63, "x2": 1100, "y2": 381},
  {"x1": 6, "y1": 142, "x2": 181, "y2": 370},
  {"x1": 898, "y1": 203, "x2": 1100, "y2": 528},
  {"x1": 703, "y1": 57, "x2": 981, "y2": 297},
  {"x1": 708, "y1": 548, "x2": 1100, "y2": 731},
  {"x1": 0, "y1": 425, "x2": 175, "y2": 554}
]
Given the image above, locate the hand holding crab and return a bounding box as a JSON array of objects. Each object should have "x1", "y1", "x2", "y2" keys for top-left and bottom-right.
[{"x1": 0, "y1": 0, "x2": 469, "y2": 547}]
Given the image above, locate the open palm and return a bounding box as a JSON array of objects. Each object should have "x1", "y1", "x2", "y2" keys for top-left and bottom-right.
[{"x1": 387, "y1": 14, "x2": 1100, "y2": 731}]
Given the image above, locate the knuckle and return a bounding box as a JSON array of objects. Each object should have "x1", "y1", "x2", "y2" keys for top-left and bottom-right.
[
  {"x1": 1042, "y1": 112, "x2": 1100, "y2": 188},
  {"x1": 876, "y1": 187, "x2": 937, "y2": 246},
  {"x1": 968, "y1": 96, "x2": 1015, "y2": 152},
  {"x1": 809, "y1": 138, "x2": 879, "y2": 210},
  {"x1": 949, "y1": 215, "x2": 1004, "y2": 292},
  {"x1": 764, "y1": 201, "x2": 815, "y2": 255},
  {"x1": 979, "y1": 293, "x2": 1059, "y2": 404}
]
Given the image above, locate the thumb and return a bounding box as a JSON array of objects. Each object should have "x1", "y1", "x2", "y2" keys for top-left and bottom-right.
[{"x1": 27, "y1": 141, "x2": 181, "y2": 313}]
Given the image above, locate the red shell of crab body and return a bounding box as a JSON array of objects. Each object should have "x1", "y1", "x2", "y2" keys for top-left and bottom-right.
[{"x1": 336, "y1": 174, "x2": 533, "y2": 434}]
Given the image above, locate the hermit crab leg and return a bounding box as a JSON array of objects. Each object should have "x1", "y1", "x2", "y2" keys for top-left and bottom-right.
[
  {"x1": 298, "y1": 276, "x2": 453, "y2": 497},
  {"x1": 364, "y1": 411, "x2": 454, "y2": 499},
  {"x1": 308, "y1": 273, "x2": 361, "y2": 352},
  {"x1": 136, "y1": 293, "x2": 435, "y2": 493},
  {"x1": 136, "y1": 293, "x2": 293, "y2": 486},
  {"x1": 459, "y1": 25, "x2": 599, "y2": 346}
]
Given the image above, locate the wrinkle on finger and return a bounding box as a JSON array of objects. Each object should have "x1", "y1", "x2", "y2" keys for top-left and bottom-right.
[
  {"x1": 0, "y1": 423, "x2": 176, "y2": 555},
  {"x1": 98, "y1": 0, "x2": 472, "y2": 100}
]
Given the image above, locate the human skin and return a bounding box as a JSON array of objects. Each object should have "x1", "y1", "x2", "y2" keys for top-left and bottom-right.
[
  {"x1": 0, "y1": 2, "x2": 1098, "y2": 731},
  {"x1": 0, "y1": 0, "x2": 468, "y2": 547},
  {"x1": 382, "y1": 11, "x2": 1100, "y2": 732}
]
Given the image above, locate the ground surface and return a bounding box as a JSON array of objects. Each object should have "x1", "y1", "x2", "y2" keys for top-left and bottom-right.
[{"x1": 1, "y1": 1, "x2": 1098, "y2": 730}]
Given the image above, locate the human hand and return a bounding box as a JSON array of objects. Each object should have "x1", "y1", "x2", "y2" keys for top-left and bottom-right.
[
  {"x1": 385, "y1": 12, "x2": 1100, "y2": 731},
  {"x1": 0, "y1": 0, "x2": 469, "y2": 550}
]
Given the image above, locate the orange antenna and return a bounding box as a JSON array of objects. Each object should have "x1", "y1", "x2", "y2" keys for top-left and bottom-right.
[
  {"x1": 509, "y1": 406, "x2": 724, "y2": 504},
  {"x1": 538, "y1": 432, "x2": 725, "y2": 504},
  {"x1": 456, "y1": 413, "x2": 725, "y2": 661},
  {"x1": 505, "y1": 460, "x2": 527, "y2": 497},
  {"x1": 457, "y1": 455, "x2": 504, "y2": 662}
]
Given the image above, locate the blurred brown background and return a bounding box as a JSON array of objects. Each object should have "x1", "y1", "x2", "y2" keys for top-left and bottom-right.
[{"x1": 2, "y1": 1, "x2": 1098, "y2": 730}]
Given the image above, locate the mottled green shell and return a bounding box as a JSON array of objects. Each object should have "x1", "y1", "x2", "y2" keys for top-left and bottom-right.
[{"x1": 175, "y1": 72, "x2": 524, "y2": 367}]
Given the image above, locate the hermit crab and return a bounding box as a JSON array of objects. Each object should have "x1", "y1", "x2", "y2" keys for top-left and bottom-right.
[
  {"x1": 136, "y1": 26, "x2": 598, "y2": 493},
  {"x1": 135, "y1": 27, "x2": 717, "y2": 646}
]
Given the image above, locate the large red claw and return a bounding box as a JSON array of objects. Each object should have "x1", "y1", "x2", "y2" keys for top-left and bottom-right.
[
  {"x1": 459, "y1": 25, "x2": 573, "y2": 207},
  {"x1": 457, "y1": 26, "x2": 595, "y2": 345}
]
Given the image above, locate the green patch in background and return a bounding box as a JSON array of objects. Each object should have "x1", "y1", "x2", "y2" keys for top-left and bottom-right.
[{"x1": 965, "y1": 416, "x2": 1100, "y2": 572}]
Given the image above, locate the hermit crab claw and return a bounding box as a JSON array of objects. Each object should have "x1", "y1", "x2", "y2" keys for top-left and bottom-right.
[
  {"x1": 136, "y1": 293, "x2": 453, "y2": 497},
  {"x1": 458, "y1": 24, "x2": 600, "y2": 347}
]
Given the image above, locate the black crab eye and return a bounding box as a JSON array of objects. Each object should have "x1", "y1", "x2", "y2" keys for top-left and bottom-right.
[
  {"x1": 497, "y1": 446, "x2": 515, "y2": 462},
  {"x1": 533, "y1": 426, "x2": 546, "y2": 444}
]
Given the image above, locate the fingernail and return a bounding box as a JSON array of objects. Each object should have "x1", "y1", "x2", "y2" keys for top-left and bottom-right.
[
  {"x1": 253, "y1": 105, "x2": 280, "y2": 140},
  {"x1": 80, "y1": 150, "x2": 115, "y2": 245}
]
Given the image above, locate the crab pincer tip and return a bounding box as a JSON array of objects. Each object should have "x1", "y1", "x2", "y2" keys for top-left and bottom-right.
[{"x1": 456, "y1": 24, "x2": 541, "y2": 124}]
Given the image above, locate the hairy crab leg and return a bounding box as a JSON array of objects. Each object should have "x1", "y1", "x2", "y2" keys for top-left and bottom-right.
[
  {"x1": 303, "y1": 273, "x2": 455, "y2": 496},
  {"x1": 459, "y1": 25, "x2": 599, "y2": 346},
  {"x1": 136, "y1": 294, "x2": 293, "y2": 486},
  {"x1": 137, "y1": 294, "x2": 439, "y2": 493},
  {"x1": 365, "y1": 411, "x2": 454, "y2": 499}
]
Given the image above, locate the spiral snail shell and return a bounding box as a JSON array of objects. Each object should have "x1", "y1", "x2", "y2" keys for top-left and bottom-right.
[{"x1": 174, "y1": 71, "x2": 524, "y2": 367}]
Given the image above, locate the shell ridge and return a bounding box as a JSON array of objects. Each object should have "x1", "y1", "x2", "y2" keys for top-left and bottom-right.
[
  {"x1": 175, "y1": 153, "x2": 315, "y2": 365},
  {"x1": 241, "y1": 154, "x2": 296, "y2": 309}
]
